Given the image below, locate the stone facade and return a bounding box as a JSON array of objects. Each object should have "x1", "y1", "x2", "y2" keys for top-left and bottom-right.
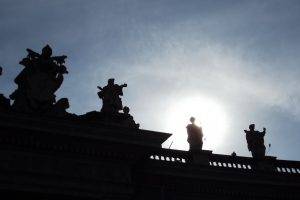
[{"x1": 0, "y1": 112, "x2": 299, "y2": 200}]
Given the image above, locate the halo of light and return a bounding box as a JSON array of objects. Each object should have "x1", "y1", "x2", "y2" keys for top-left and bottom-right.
[{"x1": 164, "y1": 96, "x2": 229, "y2": 151}]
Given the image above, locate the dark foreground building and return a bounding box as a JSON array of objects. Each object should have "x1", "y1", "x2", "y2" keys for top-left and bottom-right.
[{"x1": 0, "y1": 46, "x2": 299, "y2": 200}]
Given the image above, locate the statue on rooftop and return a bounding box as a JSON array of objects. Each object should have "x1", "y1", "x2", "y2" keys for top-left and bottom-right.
[
  {"x1": 46, "y1": 98, "x2": 70, "y2": 118},
  {"x1": 244, "y1": 124, "x2": 266, "y2": 159},
  {"x1": 9, "y1": 45, "x2": 69, "y2": 114},
  {"x1": 0, "y1": 67, "x2": 11, "y2": 112},
  {"x1": 186, "y1": 117, "x2": 203, "y2": 151},
  {"x1": 82, "y1": 79, "x2": 139, "y2": 128},
  {"x1": 97, "y1": 78, "x2": 127, "y2": 115},
  {"x1": 122, "y1": 106, "x2": 140, "y2": 129}
]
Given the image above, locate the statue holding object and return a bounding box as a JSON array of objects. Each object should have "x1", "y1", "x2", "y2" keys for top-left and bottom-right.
[
  {"x1": 9, "y1": 45, "x2": 69, "y2": 114},
  {"x1": 186, "y1": 117, "x2": 203, "y2": 151},
  {"x1": 80, "y1": 78, "x2": 140, "y2": 128},
  {"x1": 244, "y1": 124, "x2": 266, "y2": 159},
  {"x1": 97, "y1": 78, "x2": 127, "y2": 115}
]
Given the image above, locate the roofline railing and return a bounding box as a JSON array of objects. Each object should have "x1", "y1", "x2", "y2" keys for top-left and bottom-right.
[{"x1": 148, "y1": 148, "x2": 300, "y2": 175}]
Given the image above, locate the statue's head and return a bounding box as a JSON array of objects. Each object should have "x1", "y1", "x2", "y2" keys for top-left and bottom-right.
[
  {"x1": 249, "y1": 124, "x2": 255, "y2": 131},
  {"x1": 108, "y1": 78, "x2": 114, "y2": 85},
  {"x1": 41, "y1": 44, "x2": 52, "y2": 58},
  {"x1": 190, "y1": 117, "x2": 195, "y2": 124},
  {"x1": 123, "y1": 106, "x2": 130, "y2": 114}
]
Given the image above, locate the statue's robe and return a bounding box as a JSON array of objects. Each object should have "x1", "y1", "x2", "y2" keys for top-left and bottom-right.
[
  {"x1": 187, "y1": 124, "x2": 203, "y2": 150},
  {"x1": 99, "y1": 84, "x2": 124, "y2": 114},
  {"x1": 245, "y1": 130, "x2": 266, "y2": 159}
]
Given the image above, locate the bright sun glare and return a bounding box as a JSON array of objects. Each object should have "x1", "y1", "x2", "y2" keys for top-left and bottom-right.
[{"x1": 164, "y1": 96, "x2": 229, "y2": 151}]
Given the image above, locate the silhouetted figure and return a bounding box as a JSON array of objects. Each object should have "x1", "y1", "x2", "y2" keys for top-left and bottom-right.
[
  {"x1": 97, "y1": 79, "x2": 127, "y2": 114},
  {"x1": 244, "y1": 124, "x2": 266, "y2": 159},
  {"x1": 231, "y1": 151, "x2": 237, "y2": 157},
  {"x1": 47, "y1": 98, "x2": 70, "y2": 117},
  {"x1": 9, "y1": 45, "x2": 69, "y2": 114},
  {"x1": 122, "y1": 106, "x2": 140, "y2": 129},
  {"x1": 0, "y1": 66, "x2": 11, "y2": 112},
  {"x1": 82, "y1": 81, "x2": 139, "y2": 128},
  {"x1": 186, "y1": 117, "x2": 203, "y2": 151}
]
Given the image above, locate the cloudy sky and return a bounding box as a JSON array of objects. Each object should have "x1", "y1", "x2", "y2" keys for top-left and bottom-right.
[{"x1": 0, "y1": 0, "x2": 300, "y2": 160}]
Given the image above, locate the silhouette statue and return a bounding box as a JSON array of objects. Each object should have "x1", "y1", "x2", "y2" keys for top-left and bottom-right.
[
  {"x1": 81, "y1": 80, "x2": 139, "y2": 129},
  {"x1": 97, "y1": 79, "x2": 127, "y2": 114},
  {"x1": 9, "y1": 45, "x2": 69, "y2": 114},
  {"x1": 0, "y1": 67, "x2": 11, "y2": 112},
  {"x1": 46, "y1": 98, "x2": 70, "y2": 118},
  {"x1": 122, "y1": 106, "x2": 140, "y2": 129},
  {"x1": 244, "y1": 124, "x2": 266, "y2": 159},
  {"x1": 186, "y1": 117, "x2": 203, "y2": 151}
]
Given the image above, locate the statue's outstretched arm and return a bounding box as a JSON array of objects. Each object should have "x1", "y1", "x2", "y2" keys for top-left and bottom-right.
[
  {"x1": 26, "y1": 48, "x2": 40, "y2": 58},
  {"x1": 260, "y1": 127, "x2": 266, "y2": 135}
]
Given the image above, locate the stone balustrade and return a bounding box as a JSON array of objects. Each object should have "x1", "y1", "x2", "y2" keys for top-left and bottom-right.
[{"x1": 149, "y1": 148, "x2": 300, "y2": 174}]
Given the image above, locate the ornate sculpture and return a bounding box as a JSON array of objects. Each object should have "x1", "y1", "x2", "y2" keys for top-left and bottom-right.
[
  {"x1": 0, "y1": 67, "x2": 11, "y2": 112},
  {"x1": 9, "y1": 45, "x2": 69, "y2": 114},
  {"x1": 97, "y1": 78, "x2": 127, "y2": 114},
  {"x1": 244, "y1": 124, "x2": 266, "y2": 159},
  {"x1": 81, "y1": 79, "x2": 139, "y2": 128},
  {"x1": 186, "y1": 117, "x2": 203, "y2": 151}
]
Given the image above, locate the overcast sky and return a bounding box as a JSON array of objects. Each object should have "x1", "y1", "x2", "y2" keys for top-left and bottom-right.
[{"x1": 0, "y1": 0, "x2": 300, "y2": 160}]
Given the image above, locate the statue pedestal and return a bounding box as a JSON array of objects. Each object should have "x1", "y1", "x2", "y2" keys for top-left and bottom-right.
[
  {"x1": 253, "y1": 156, "x2": 277, "y2": 171},
  {"x1": 190, "y1": 149, "x2": 213, "y2": 165}
]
